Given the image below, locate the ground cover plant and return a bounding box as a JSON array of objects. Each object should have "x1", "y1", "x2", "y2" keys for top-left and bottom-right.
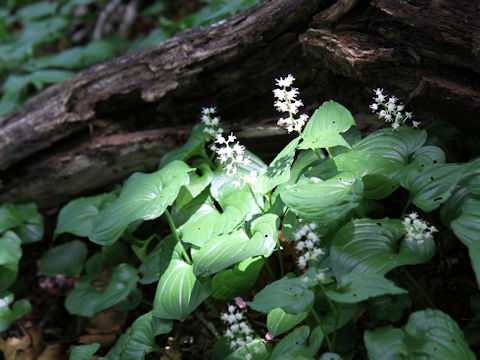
[
  {"x1": 0, "y1": 0, "x2": 260, "y2": 116},
  {"x1": 1, "y1": 74, "x2": 479, "y2": 359}
]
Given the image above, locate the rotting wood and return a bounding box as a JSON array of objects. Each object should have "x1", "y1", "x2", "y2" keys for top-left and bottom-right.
[{"x1": 1, "y1": 0, "x2": 479, "y2": 208}]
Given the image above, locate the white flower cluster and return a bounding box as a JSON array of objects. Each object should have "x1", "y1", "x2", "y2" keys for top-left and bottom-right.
[
  {"x1": 293, "y1": 222, "x2": 325, "y2": 269},
  {"x1": 215, "y1": 133, "x2": 258, "y2": 188},
  {"x1": 273, "y1": 74, "x2": 309, "y2": 133},
  {"x1": 221, "y1": 303, "x2": 255, "y2": 350},
  {"x1": 201, "y1": 107, "x2": 224, "y2": 149},
  {"x1": 403, "y1": 212, "x2": 438, "y2": 245},
  {"x1": 370, "y1": 88, "x2": 420, "y2": 130}
]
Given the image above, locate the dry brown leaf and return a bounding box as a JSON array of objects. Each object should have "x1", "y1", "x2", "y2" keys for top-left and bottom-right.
[
  {"x1": 0, "y1": 326, "x2": 44, "y2": 360},
  {"x1": 86, "y1": 308, "x2": 126, "y2": 334},
  {"x1": 37, "y1": 344, "x2": 65, "y2": 360}
]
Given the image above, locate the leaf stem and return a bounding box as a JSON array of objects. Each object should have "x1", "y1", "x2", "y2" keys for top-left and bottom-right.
[
  {"x1": 262, "y1": 256, "x2": 276, "y2": 281},
  {"x1": 310, "y1": 306, "x2": 333, "y2": 352},
  {"x1": 277, "y1": 249, "x2": 285, "y2": 278},
  {"x1": 164, "y1": 209, "x2": 192, "y2": 265},
  {"x1": 402, "y1": 267, "x2": 436, "y2": 308},
  {"x1": 247, "y1": 184, "x2": 265, "y2": 214}
]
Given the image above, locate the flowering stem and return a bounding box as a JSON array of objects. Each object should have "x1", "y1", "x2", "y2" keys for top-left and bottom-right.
[
  {"x1": 402, "y1": 267, "x2": 436, "y2": 308},
  {"x1": 296, "y1": 130, "x2": 323, "y2": 161},
  {"x1": 163, "y1": 209, "x2": 192, "y2": 265},
  {"x1": 247, "y1": 184, "x2": 265, "y2": 214},
  {"x1": 401, "y1": 194, "x2": 413, "y2": 217},
  {"x1": 310, "y1": 306, "x2": 333, "y2": 352}
]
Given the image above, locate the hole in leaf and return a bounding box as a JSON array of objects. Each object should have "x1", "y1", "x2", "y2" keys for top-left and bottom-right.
[
  {"x1": 430, "y1": 177, "x2": 435, "y2": 181},
  {"x1": 434, "y1": 197, "x2": 443, "y2": 201},
  {"x1": 452, "y1": 339, "x2": 457, "y2": 343},
  {"x1": 433, "y1": 160, "x2": 437, "y2": 164},
  {"x1": 353, "y1": 293, "x2": 357, "y2": 297},
  {"x1": 421, "y1": 164, "x2": 425, "y2": 167},
  {"x1": 264, "y1": 234, "x2": 268, "y2": 238},
  {"x1": 376, "y1": 222, "x2": 382, "y2": 226},
  {"x1": 213, "y1": 200, "x2": 223, "y2": 214},
  {"x1": 433, "y1": 347, "x2": 437, "y2": 351}
]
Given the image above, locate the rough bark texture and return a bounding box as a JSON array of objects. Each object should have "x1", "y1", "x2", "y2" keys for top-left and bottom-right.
[{"x1": 1, "y1": 0, "x2": 479, "y2": 209}]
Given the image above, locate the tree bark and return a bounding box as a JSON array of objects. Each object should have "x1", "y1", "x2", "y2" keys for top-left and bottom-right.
[{"x1": 1, "y1": 0, "x2": 479, "y2": 209}]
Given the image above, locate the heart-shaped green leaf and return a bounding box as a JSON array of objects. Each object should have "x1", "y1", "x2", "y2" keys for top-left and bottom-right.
[
  {"x1": 303, "y1": 101, "x2": 355, "y2": 140},
  {"x1": 330, "y1": 218, "x2": 435, "y2": 280},
  {"x1": 0, "y1": 202, "x2": 43, "y2": 244},
  {"x1": 193, "y1": 214, "x2": 278, "y2": 276},
  {"x1": 55, "y1": 193, "x2": 116, "y2": 238},
  {"x1": 400, "y1": 163, "x2": 466, "y2": 211},
  {"x1": 65, "y1": 263, "x2": 139, "y2": 317},
  {"x1": 451, "y1": 198, "x2": 480, "y2": 247},
  {"x1": 353, "y1": 127, "x2": 426, "y2": 163},
  {"x1": 269, "y1": 325, "x2": 313, "y2": 360},
  {"x1": 211, "y1": 256, "x2": 263, "y2": 300},
  {"x1": 40, "y1": 240, "x2": 87, "y2": 276},
  {"x1": 298, "y1": 130, "x2": 351, "y2": 150},
  {"x1": 90, "y1": 160, "x2": 192, "y2": 245},
  {"x1": 248, "y1": 276, "x2": 314, "y2": 314},
  {"x1": 325, "y1": 273, "x2": 407, "y2": 303},
  {"x1": 153, "y1": 259, "x2": 211, "y2": 320},
  {"x1": 459, "y1": 157, "x2": 480, "y2": 195},
  {"x1": 280, "y1": 173, "x2": 363, "y2": 223},
  {"x1": 107, "y1": 312, "x2": 172, "y2": 360},
  {"x1": 364, "y1": 309, "x2": 475, "y2": 360},
  {"x1": 0, "y1": 292, "x2": 31, "y2": 331},
  {"x1": 267, "y1": 307, "x2": 308, "y2": 337},
  {"x1": 259, "y1": 137, "x2": 300, "y2": 194}
]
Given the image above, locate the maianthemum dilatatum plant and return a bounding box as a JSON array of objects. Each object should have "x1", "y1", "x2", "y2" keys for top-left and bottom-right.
[{"x1": 1, "y1": 74, "x2": 479, "y2": 359}]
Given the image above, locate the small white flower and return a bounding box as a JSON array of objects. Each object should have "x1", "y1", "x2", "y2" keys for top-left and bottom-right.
[
  {"x1": 276, "y1": 74, "x2": 295, "y2": 87},
  {"x1": 221, "y1": 303, "x2": 255, "y2": 350},
  {"x1": 370, "y1": 89, "x2": 417, "y2": 130},
  {"x1": 293, "y1": 221, "x2": 324, "y2": 270},
  {"x1": 403, "y1": 212, "x2": 437, "y2": 245}
]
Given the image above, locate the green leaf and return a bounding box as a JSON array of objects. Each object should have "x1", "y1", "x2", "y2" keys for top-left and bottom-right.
[
  {"x1": 368, "y1": 294, "x2": 412, "y2": 323},
  {"x1": 40, "y1": 240, "x2": 87, "y2": 276},
  {"x1": 193, "y1": 214, "x2": 278, "y2": 276},
  {"x1": 18, "y1": 2, "x2": 58, "y2": 20},
  {"x1": 211, "y1": 257, "x2": 263, "y2": 300},
  {"x1": 267, "y1": 307, "x2": 308, "y2": 337},
  {"x1": 280, "y1": 173, "x2": 363, "y2": 223},
  {"x1": 159, "y1": 124, "x2": 209, "y2": 168},
  {"x1": 325, "y1": 273, "x2": 407, "y2": 303},
  {"x1": 400, "y1": 163, "x2": 466, "y2": 211},
  {"x1": 0, "y1": 202, "x2": 43, "y2": 243},
  {"x1": 330, "y1": 218, "x2": 435, "y2": 280},
  {"x1": 306, "y1": 101, "x2": 356, "y2": 133},
  {"x1": 139, "y1": 235, "x2": 182, "y2": 285},
  {"x1": 468, "y1": 241, "x2": 480, "y2": 288},
  {"x1": 364, "y1": 309, "x2": 475, "y2": 360},
  {"x1": 0, "y1": 292, "x2": 31, "y2": 331},
  {"x1": 65, "y1": 263, "x2": 139, "y2": 317},
  {"x1": 0, "y1": 231, "x2": 22, "y2": 292},
  {"x1": 179, "y1": 188, "x2": 254, "y2": 247},
  {"x1": 68, "y1": 343, "x2": 100, "y2": 360},
  {"x1": 175, "y1": 161, "x2": 213, "y2": 209},
  {"x1": 55, "y1": 193, "x2": 116, "y2": 238},
  {"x1": 90, "y1": 161, "x2": 192, "y2": 245},
  {"x1": 459, "y1": 157, "x2": 480, "y2": 195},
  {"x1": 107, "y1": 312, "x2": 172, "y2": 360},
  {"x1": 298, "y1": 130, "x2": 351, "y2": 150},
  {"x1": 451, "y1": 198, "x2": 480, "y2": 247},
  {"x1": 269, "y1": 325, "x2": 311, "y2": 360},
  {"x1": 353, "y1": 127, "x2": 427, "y2": 163},
  {"x1": 153, "y1": 259, "x2": 211, "y2": 321},
  {"x1": 0, "y1": 231, "x2": 22, "y2": 265},
  {"x1": 248, "y1": 276, "x2": 314, "y2": 314},
  {"x1": 259, "y1": 137, "x2": 300, "y2": 194}
]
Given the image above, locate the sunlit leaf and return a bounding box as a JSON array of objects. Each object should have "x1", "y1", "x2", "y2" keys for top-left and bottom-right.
[
  {"x1": 280, "y1": 173, "x2": 363, "y2": 224},
  {"x1": 267, "y1": 307, "x2": 308, "y2": 337},
  {"x1": 330, "y1": 218, "x2": 435, "y2": 280},
  {"x1": 89, "y1": 161, "x2": 192, "y2": 245},
  {"x1": 153, "y1": 259, "x2": 211, "y2": 321},
  {"x1": 193, "y1": 214, "x2": 278, "y2": 276}
]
